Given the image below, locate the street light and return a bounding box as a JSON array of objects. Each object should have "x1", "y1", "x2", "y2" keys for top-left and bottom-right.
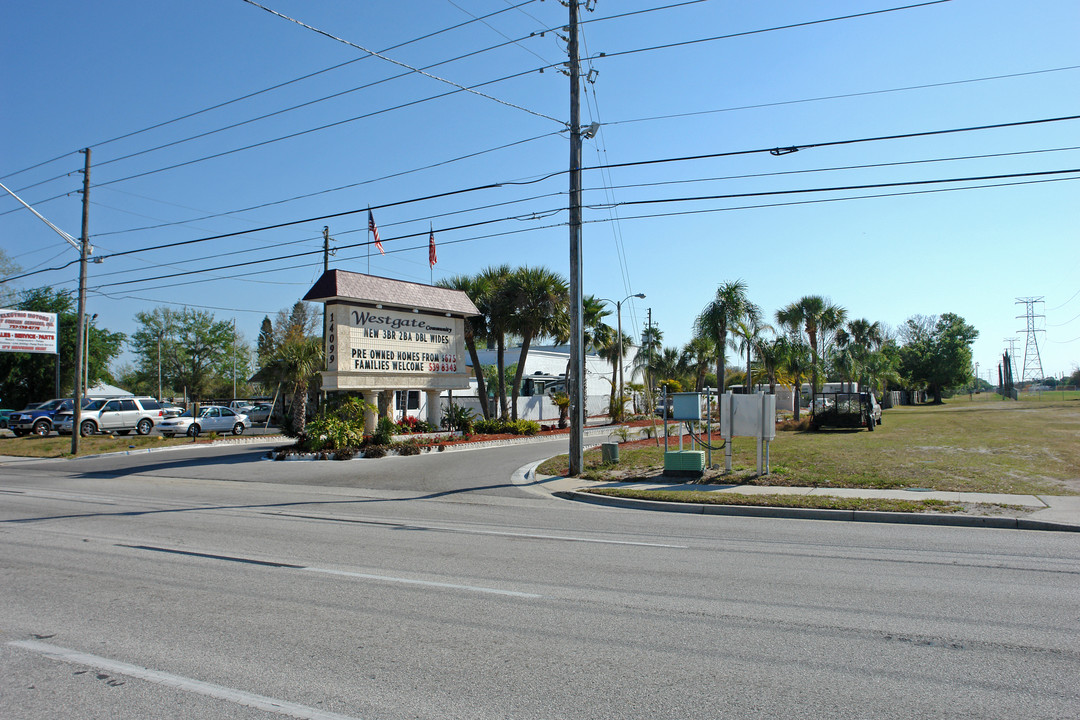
[{"x1": 599, "y1": 293, "x2": 645, "y2": 418}]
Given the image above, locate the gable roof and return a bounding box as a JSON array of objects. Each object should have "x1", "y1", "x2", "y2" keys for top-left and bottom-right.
[{"x1": 303, "y1": 270, "x2": 479, "y2": 317}]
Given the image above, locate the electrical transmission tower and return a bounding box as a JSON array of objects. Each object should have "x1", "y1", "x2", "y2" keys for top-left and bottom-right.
[{"x1": 1015, "y1": 297, "x2": 1045, "y2": 381}]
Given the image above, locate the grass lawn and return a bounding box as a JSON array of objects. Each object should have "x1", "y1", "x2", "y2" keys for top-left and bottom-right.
[
  {"x1": 0, "y1": 434, "x2": 219, "y2": 458},
  {"x1": 538, "y1": 396, "x2": 1080, "y2": 496}
]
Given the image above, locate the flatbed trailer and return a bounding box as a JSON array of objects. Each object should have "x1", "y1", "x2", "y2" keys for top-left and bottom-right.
[{"x1": 810, "y1": 391, "x2": 881, "y2": 431}]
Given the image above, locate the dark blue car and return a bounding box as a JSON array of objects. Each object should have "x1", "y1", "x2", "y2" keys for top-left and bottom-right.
[{"x1": 9, "y1": 398, "x2": 96, "y2": 437}]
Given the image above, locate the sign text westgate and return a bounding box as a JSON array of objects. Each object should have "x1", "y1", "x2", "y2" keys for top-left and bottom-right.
[{"x1": 326, "y1": 304, "x2": 463, "y2": 379}]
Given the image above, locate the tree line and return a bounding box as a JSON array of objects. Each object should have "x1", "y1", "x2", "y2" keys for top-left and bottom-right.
[{"x1": 0, "y1": 268, "x2": 993, "y2": 416}]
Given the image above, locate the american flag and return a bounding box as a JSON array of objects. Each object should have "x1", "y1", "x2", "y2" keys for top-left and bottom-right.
[
  {"x1": 428, "y1": 227, "x2": 437, "y2": 267},
  {"x1": 368, "y1": 209, "x2": 384, "y2": 255}
]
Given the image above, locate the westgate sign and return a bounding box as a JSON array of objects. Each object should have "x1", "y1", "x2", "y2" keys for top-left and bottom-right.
[
  {"x1": 304, "y1": 270, "x2": 478, "y2": 393},
  {"x1": 328, "y1": 305, "x2": 461, "y2": 376},
  {"x1": 0, "y1": 309, "x2": 58, "y2": 354}
]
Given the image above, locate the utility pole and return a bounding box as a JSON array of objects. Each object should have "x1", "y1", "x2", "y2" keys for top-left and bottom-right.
[
  {"x1": 322, "y1": 226, "x2": 333, "y2": 383},
  {"x1": 71, "y1": 149, "x2": 90, "y2": 456},
  {"x1": 567, "y1": 0, "x2": 585, "y2": 475}
]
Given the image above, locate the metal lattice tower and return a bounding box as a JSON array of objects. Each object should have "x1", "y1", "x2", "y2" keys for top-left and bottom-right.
[{"x1": 1015, "y1": 297, "x2": 1045, "y2": 381}]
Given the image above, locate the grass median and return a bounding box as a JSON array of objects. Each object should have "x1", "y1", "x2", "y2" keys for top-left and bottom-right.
[
  {"x1": 0, "y1": 433, "x2": 217, "y2": 458},
  {"x1": 537, "y1": 396, "x2": 1080, "y2": 510}
]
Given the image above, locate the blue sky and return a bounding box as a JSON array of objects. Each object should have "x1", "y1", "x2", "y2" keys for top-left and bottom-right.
[{"x1": 2, "y1": 0, "x2": 1078, "y2": 381}]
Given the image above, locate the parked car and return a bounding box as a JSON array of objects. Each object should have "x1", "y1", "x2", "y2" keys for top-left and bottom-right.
[
  {"x1": 0, "y1": 409, "x2": 15, "y2": 429},
  {"x1": 160, "y1": 401, "x2": 184, "y2": 418},
  {"x1": 246, "y1": 403, "x2": 273, "y2": 424},
  {"x1": 72, "y1": 397, "x2": 165, "y2": 437},
  {"x1": 55, "y1": 399, "x2": 106, "y2": 435},
  {"x1": 9, "y1": 398, "x2": 97, "y2": 436},
  {"x1": 158, "y1": 405, "x2": 247, "y2": 438}
]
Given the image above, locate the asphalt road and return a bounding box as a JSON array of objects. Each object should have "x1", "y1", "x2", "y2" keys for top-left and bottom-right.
[{"x1": 1, "y1": 441, "x2": 1078, "y2": 719}]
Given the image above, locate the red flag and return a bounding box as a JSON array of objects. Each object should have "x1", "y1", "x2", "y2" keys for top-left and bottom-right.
[
  {"x1": 368, "y1": 209, "x2": 384, "y2": 255},
  {"x1": 428, "y1": 228, "x2": 437, "y2": 267}
]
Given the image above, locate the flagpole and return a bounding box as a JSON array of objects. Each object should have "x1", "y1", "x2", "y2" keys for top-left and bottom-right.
[
  {"x1": 429, "y1": 223, "x2": 434, "y2": 285},
  {"x1": 367, "y1": 206, "x2": 371, "y2": 275}
]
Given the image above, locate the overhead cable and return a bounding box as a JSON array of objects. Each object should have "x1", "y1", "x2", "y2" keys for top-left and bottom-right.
[{"x1": 240, "y1": 0, "x2": 562, "y2": 124}]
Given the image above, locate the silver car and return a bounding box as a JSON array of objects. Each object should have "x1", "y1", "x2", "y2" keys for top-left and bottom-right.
[{"x1": 158, "y1": 405, "x2": 247, "y2": 438}]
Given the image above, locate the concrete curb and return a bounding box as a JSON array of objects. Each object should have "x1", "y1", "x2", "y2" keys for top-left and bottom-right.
[{"x1": 553, "y1": 489, "x2": 1080, "y2": 533}]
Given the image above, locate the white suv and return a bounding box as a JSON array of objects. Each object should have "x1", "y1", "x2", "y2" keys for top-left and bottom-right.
[{"x1": 74, "y1": 397, "x2": 164, "y2": 437}]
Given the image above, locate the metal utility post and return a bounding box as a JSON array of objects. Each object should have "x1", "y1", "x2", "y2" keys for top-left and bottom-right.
[
  {"x1": 617, "y1": 293, "x2": 644, "y2": 415},
  {"x1": 567, "y1": 0, "x2": 585, "y2": 475},
  {"x1": 71, "y1": 148, "x2": 90, "y2": 455}
]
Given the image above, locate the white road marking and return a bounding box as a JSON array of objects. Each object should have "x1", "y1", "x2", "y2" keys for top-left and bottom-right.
[
  {"x1": 9, "y1": 640, "x2": 364, "y2": 720},
  {"x1": 304, "y1": 567, "x2": 543, "y2": 598}
]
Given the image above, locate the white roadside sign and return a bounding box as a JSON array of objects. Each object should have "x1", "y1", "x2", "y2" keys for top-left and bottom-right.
[{"x1": 0, "y1": 309, "x2": 58, "y2": 354}]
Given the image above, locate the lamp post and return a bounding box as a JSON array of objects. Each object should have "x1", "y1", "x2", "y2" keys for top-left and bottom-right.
[
  {"x1": 599, "y1": 293, "x2": 645, "y2": 418},
  {"x1": 83, "y1": 313, "x2": 97, "y2": 397}
]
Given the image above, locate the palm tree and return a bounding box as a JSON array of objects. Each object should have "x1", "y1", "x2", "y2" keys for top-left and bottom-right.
[
  {"x1": 681, "y1": 335, "x2": 717, "y2": 392},
  {"x1": 437, "y1": 274, "x2": 492, "y2": 419},
  {"x1": 835, "y1": 318, "x2": 884, "y2": 392},
  {"x1": 275, "y1": 336, "x2": 323, "y2": 436},
  {"x1": 779, "y1": 336, "x2": 813, "y2": 420},
  {"x1": 754, "y1": 336, "x2": 787, "y2": 395},
  {"x1": 599, "y1": 329, "x2": 633, "y2": 419},
  {"x1": 695, "y1": 280, "x2": 750, "y2": 392},
  {"x1": 778, "y1": 296, "x2": 826, "y2": 404},
  {"x1": 819, "y1": 300, "x2": 848, "y2": 384},
  {"x1": 479, "y1": 264, "x2": 513, "y2": 418},
  {"x1": 728, "y1": 303, "x2": 768, "y2": 391},
  {"x1": 503, "y1": 266, "x2": 568, "y2": 420},
  {"x1": 633, "y1": 324, "x2": 662, "y2": 412}
]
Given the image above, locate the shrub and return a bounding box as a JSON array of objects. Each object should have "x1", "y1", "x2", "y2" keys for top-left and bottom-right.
[
  {"x1": 364, "y1": 444, "x2": 387, "y2": 459},
  {"x1": 474, "y1": 418, "x2": 503, "y2": 435},
  {"x1": 396, "y1": 440, "x2": 421, "y2": 456},
  {"x1": 372, "y1": 416, "x2": 396, "y2": 446},
  {"x1": 333, "y1": 447, "x2": 356, "y2": 460},
  {"x1": 300, "y1": 396, "x2": 373, "y2": 451},
  {"x1": 442, "y1": 403, "x2": 475, "y2": 434},
  {"x1": 508, "y1": 419, "x2": 540, "y2": 436}
]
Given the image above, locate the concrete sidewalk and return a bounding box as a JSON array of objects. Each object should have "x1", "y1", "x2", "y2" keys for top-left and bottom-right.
[{"x1": 519, "y1": 465, "x2": 1080, "y2": 533}]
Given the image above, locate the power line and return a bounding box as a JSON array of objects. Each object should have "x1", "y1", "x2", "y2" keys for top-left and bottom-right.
[
  {"x1": 585, "y1": 1, "x2": 955, "y2": 62},
  {"x1": 0, "y1": 0, "x2": 542, "y2": 183},
  {"x1": 7, "y1": 114, "x2": 1079, "y2": 283},
  {"x1": 41, "y1": 173, "x2": 1075, "y2": 298},
  {"x1": 240, "y1": 0, "x2": 562, "y2": 124},
  {"x1": 84, "y1": 169, "x2": 1080, "y2": 291},
  {"x1": 2, "y1": 1, "x2": 971, "y2": 200},
  {"x1": 604, "y1": 65, "x2": 1080, "y2": 129},
  {"x1": 91, "y1": 131, "x2": 563, "y2": 238}
]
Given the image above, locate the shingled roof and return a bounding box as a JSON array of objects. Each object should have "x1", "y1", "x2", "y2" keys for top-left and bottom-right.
[{"x1": 303, "y1": 270, "x2": 479, "y2": 317}]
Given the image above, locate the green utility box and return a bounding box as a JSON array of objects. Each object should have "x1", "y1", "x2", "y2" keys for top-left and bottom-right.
[
  {"x1": 601, "y1": 442, "x2": 619, "y2": 464},
  {"x1": 664, "y1": 450, "x2": 705, "y2": 477}
]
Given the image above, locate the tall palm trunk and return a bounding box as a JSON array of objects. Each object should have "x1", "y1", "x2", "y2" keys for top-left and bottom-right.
[
  {"x1": 509, "y1": 332, "x2": 534, "y2": 422},
  {"x1": 496, "y1": 336, "x2": 508, "y2": 419}
]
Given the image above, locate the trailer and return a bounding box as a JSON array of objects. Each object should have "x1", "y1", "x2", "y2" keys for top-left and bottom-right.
[{"x1": 810, "y1": 391, "x2": 881, "y2": 431}]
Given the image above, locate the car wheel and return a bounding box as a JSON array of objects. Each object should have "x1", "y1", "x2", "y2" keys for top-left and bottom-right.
[
  {"x1": 232, "y1": 422, "x2": 244, "y2": 436},
  {"x1": 136, "y1": 419, "x2": 153, "y2": 436},
  {"x1": 32, "y1": 420, "x2": 50, "y2": 436},
  {"x1": 187, "y1": 424, "x2": 200, "y2": 437},
  {"x1": 867, "y1": 416, "x2": 875, "y2": 431},
  {"x1": 80, "y1": 421, "x2": 96, "y2": 437}
]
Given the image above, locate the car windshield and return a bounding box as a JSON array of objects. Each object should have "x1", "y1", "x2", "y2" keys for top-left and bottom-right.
[{"x1": 83, "y1": 399, "x2": 106, "y2": 411}]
